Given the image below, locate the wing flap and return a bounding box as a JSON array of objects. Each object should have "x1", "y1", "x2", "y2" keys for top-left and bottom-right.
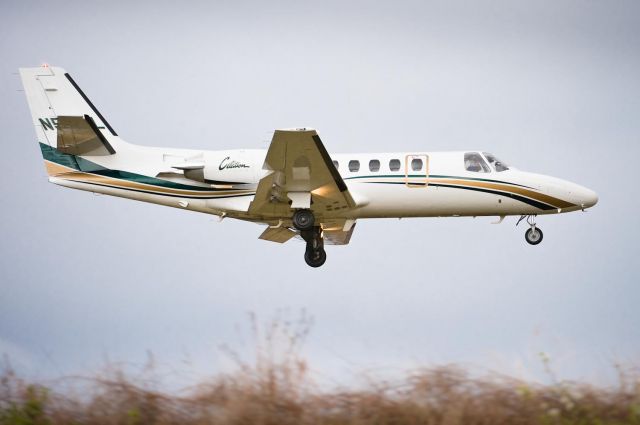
[
  {"x1": 259, "y1": 226, "x2": 297, "y2": 243},
  {"x1": 322, "y1": 219, "x2": 357, "y2": 245}
]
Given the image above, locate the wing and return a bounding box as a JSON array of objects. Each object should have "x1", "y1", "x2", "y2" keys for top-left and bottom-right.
[{"x1": 249, "y1": 128, "x2": 355, "y2": 218}]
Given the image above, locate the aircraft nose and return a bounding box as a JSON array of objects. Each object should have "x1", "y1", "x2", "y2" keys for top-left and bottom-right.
[
  {"x1": 579, "y1": 187, "x2": 598, "y2": 209},
  {"x1": 538, "y1": 175, "x2": 598, "y2": 210}
]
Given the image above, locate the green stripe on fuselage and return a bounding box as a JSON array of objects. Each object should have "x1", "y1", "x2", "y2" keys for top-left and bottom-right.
[
  {"x1": 344, "y1": 173, "x2": 534, "y2": 189},
  {"x1": 39, "y1": 142, "x2": 233, "y2": 192},
  {"x1": 40, "y1": 143, "x2": 80, "y2": 170}
]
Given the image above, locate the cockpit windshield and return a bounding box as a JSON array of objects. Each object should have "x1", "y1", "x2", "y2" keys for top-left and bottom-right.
[
  {"x1": 483, "y1": 152, "x2": 509, "y2": 172},
  {"x1": 464, "y1": 152, "x2": 490, "y2": 173}
]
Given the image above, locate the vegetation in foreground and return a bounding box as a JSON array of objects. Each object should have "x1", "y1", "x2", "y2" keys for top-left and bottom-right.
[{"x1": 1, "y1": 315, "x2": 639, "y2": 425}]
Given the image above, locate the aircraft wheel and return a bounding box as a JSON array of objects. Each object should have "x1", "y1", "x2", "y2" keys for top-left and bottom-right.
[
  {"x1": 304, "y1": 248, "x2": 326, "y2": 268},
  {"x1": 525, "y1": 227, "x2": 543, "y2": 245},
  {"x1": 306, "y1": 232, "x2": 323, "y2": 251},
  {"x1": 292, "y1": 209, "x2": 315, "y2": 231}
]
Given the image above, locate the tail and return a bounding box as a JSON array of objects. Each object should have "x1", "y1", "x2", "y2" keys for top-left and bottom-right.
[{"x1": 19, "y1": 65, "x2": 120, "y2": 176}]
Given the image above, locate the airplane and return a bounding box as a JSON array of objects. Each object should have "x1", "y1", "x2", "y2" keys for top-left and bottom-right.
[{"x1": 19, "y1": 65, "x2": 598, "y2": 267}]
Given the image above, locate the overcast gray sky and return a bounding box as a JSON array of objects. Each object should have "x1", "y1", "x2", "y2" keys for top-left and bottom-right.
[{"x1": 1, "y1": 0, "x2": 639, "y2": 388}]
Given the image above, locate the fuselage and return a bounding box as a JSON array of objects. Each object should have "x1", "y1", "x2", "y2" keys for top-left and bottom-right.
[{"x1": 46, "y1": 140, "x2": 598, "y2": 224}]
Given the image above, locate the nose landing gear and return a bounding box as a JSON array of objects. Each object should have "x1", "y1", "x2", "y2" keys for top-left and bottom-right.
[
  {"x1": 525, "y1": 226, "x2": 543, "y2": 245},
  {"x1": 517, "y1": 215, "x2": 544, "y2": 245}
]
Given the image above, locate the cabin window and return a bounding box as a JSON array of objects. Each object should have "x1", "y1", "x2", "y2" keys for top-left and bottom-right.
[
  {"x1": 389, "y1": 159, "x2": 401, "y2": 171},
  {"x1": 483, "y1": 152, "x2": 509, "y2": 172},
  {"x1": 464, "y1": 152, "x2": 490, "y2": 173},
  {"x1": 369, "y1": 159, "x2": 380, "y2": 172},
  {"x1": 332, "y1": 160, "x2": 339, "y2": 170},
  {"x1": 349, "y1": 160, "x2": 360, "y2": 172},
  {"x1": 411, "y1": 158, "x2": 423, "y2": 171}
]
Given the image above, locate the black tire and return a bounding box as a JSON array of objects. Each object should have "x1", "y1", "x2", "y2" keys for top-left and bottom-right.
[
  {"x1": 525, "y1": 227, "x2": 543, "y2": 245},
  {"x1": 292, "y1": 209, "x2": 315, "y2": 231},
  {"x1": 305, "y1": 233, "x2": 323, "y2": 252},
  {"x1": 304, "y1": 248, "x2": 327, "y2": 268}
]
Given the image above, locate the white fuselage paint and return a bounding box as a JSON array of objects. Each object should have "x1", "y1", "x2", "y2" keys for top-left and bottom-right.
[{"x1": 50, "y1": 140, "x2": 598, "y2": 224}]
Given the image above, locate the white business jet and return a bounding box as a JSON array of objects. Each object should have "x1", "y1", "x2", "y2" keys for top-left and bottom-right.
[{"x1": 20, "y1": 66, "x2": 598, "y2": 267}]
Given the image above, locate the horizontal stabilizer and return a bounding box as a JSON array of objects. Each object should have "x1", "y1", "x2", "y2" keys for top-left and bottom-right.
[
  {"x1": 171, "y1": 162, "x2": 205, "y2": 170},
  {"x1": 57, "y1": 115, "x2": 115, "y2": 156}
]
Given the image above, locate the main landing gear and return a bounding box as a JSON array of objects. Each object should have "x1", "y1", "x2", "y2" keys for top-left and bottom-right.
[
  {"x1": 292, "y1": 209, "x2": 315, "y2": 231},
  {"x1": 303, "y1": 230, "x2": 326, "y2": 268},
  {"x1": 293, "y1": 209, "x2": 326, "y2": 268},
  {"x1": 517, "y1": 215, "x2": 544, "y2": 245}
]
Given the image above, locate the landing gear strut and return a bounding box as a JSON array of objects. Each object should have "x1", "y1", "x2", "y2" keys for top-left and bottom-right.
[
  {"x1": 517, "y1": 215, "x2": 543, "y2": 245},
  {"x1": 301, "y1": 226, "x2": 326, "y2": 268}
]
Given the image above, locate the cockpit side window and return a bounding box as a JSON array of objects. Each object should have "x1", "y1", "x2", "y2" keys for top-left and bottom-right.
[
  {"x1": 483, "y1": 152, "x2": 509, "y2": 172},
  {"x1": 464, "y1": 152, "x2": 491, "y2": 173}
]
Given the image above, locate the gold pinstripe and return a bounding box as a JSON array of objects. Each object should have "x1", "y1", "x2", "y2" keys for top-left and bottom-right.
[
  {"x1": 351, "y1": 175, "x2": 575, "y2": 209},
  {"x1": 429, "y1": 178, "x2": 575, "y2": 209},
  {"x1": 44, "y1": 160, "x2": 253, "y2": 198},
  {"x1": 44, "y1": 160, "x2": 76, "y2": 176}
]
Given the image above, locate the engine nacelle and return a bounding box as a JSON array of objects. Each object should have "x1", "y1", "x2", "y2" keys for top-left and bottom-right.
[{"x1": 178, "y1": 149, "x2": 265, "y2": 184}]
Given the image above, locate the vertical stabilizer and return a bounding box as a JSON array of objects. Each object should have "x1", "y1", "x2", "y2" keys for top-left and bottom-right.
[{"x1": 19, "y1": 65, "x2": 120, "y2": 175}]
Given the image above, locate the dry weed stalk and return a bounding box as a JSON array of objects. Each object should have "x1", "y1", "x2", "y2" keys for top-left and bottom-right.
[{"x1": 1, "y1": 317, "x2": 639, "y2": 425}]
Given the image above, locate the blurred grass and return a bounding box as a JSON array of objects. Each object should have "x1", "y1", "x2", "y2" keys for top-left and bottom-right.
[{"x1": 1, "y1": 314, "x2": 639, "y2": 425}]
